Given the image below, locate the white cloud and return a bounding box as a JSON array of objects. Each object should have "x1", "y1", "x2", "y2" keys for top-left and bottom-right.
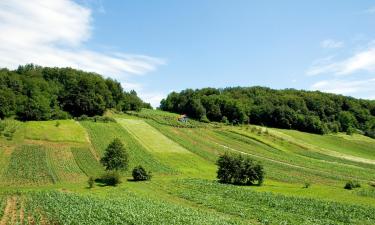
[
  {"x1": 306, "y1": 46, "x2": 375, "y2": 76},
  {"x1": 320, "y1": 39, "x2": 344, "y2": 49},
  {"x1": 0, "y1": 0, "x2": 164, "y2": 79},
  {"x1": 311, "y1": 78, "x2": 375, "y2": 96}
]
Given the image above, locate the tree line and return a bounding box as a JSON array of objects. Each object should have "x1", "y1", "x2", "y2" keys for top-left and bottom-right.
[
  {"x1": 0, "y1": 64, "x2": 151, "y2": 121},
  {"x1": 160, "y1": 87, "x2": 375, "y2": 138}
]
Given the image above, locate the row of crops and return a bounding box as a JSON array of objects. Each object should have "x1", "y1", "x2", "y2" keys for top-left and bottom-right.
[
  {"x1": 125, "y1": 109, "x2": 209, "y2": 128},
  {"x1": 1, "y1": 144, "x2": 101, "y2": 185},
  {"x1": 21, "y1": 190, "x2": 243, "y2": 225},
  {"x1": 169, "y1": 179, "x2": 375, "y2": 225}
]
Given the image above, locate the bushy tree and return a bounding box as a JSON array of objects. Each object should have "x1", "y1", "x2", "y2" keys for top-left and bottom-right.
[
  {"x1": 100, "y1": 138, "x2": 129, "y2": 171},
  {"x1": 132, "y1": 166, "x2": 152, "y2": 181},
  {"x1": 216, "y1": 152, "x2": 264, "y2": 185},
  {"x1": 98, "y1": 171, "x2": 122, "y2": 186}
]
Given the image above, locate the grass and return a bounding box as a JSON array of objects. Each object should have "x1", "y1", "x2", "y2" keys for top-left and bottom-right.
[
  {"x1": 4, "y1": 145, "x2": 57, "y2": 185},
  {"x1": 80, "y1": 120, "x2": 174, "y2": 174},
  {"x1": 46, "y1": 146, "x2": 86, "y2": 183},
  {"x1": 71, "y1": 147, "x2": 104, "y2": 178},
  {"x1": 168, "y1": 179, "x2": 375, "y2": 225},
  {"x1": 275, "y1": 128, "x2": 375, "y2": 160},
  {"x1": 117, "y1": 118, "x2": 216, "y2": 178},
  {"x1": 24, "y1": 120, "x2": 87, "y2": 143},
  {"x1": 1, "y1": 110, "x2": 375, "y2": 224}
]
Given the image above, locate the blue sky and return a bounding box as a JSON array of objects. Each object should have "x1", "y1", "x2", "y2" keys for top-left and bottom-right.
[{"x1": 0, "y1": 1, "x2": 374, "y2": 107}]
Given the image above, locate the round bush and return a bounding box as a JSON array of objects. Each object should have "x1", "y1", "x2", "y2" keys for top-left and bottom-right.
[{"x1": 132, "y1": 166, "x2": 152, "y2": 181}]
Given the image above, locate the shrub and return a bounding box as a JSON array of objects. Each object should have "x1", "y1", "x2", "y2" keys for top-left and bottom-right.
[
  {"x1": 344, "y1": 180, "x2": 361, "y2": 190},
  {"x1": 88, "y1": 176, "x2": 95, "y2": 188},
  {"x1": 100, "y1": 138, "x2": 129, "y2": 171},
  {"x1": 216, "y1": 152, "x2": 264, "y2": 186},
  {"x1": 304, "y1": 182, "x2": 311, "y2": 188},
  {"x1": 132, "y1": 166, "x2": 152, "y2": 181},
  {"x1": 97, "y1": 171, "x2": 121, "y2": 186}
]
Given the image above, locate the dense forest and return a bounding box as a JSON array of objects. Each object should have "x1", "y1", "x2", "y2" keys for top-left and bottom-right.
[
  {"x1": 0, "y1": 64, "x2": 150, "y2": 120},
  {"x1": 160, "y1": 87, "x2": 375, "y2": 138}
]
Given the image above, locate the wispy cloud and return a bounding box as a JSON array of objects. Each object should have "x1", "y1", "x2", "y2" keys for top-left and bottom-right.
[
  {"x1": 364, "y1": 6, "x2": 375, "y2": 14},
  {"x1": 320, "y1": 39, "x2": 344, "y2": 49},
  {"x1": 0, "y1": 0, "x2": 165, "y2": 79},
  {"x1": 311, "y1": 78, "x2": 375, "y2": 96},
  {"x1": 306, "y1": 44, "x2": 375, "y2": 76}
]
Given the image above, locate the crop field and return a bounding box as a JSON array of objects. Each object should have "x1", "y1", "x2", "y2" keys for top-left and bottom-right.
[
  {"x1": 168, "y1": 179, "x2": 375, "y2": 225},
  {"x1": 117, "y1": 118, "x2": 216, "y2": 177},
  {"x1": 20, "y1": 191, "x2": 242, "y2": 225},
  {"x1": 125, "y1": 109, "x2": 209, "y2": 128},
  {"x1": 46, "y1": 146, "x2": 86, "y2": 183},
  {"x1": 24, "y1": 120, "x2": 87, "y2": 143},
  {"x1": 1, "y1": 110, "x2": 375, "y2": 224},
  {"x1": 80, "y1": 120, "x2": 174, "y2": 174},
  {"x1": 71, "y1": 147, "x2": 104, "y2": 178},
  {"x1": 3, "y1": 145, "x2": 57, "y2": 185}
]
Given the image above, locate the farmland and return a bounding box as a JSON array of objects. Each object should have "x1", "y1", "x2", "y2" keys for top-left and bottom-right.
[{"x1": 0, "y1": 109, "x2": 375, "y2": 224}]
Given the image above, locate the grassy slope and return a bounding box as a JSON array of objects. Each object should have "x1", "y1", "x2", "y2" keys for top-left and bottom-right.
[
  {"x1": 80, "y1": 120, "x2": 173, "y2": 174},
  {"x1": 1, "y1": 110, "x2": 375, "y2": 224},
  {"x1": 116, "y1": 118, "x2": 216, "y2": 178}
]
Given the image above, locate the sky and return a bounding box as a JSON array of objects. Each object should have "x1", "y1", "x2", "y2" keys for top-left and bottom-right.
[{"x1": 0, "y1": 0, "x2": 374, "y2": 107}]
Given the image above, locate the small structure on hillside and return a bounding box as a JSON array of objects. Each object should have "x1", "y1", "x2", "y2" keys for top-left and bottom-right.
[{"x1": 178, "y1": 114, "x2": 188, "y2": 123}]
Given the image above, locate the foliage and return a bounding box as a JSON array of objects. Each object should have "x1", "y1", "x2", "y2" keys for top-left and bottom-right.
[
  {"x1": 0, "y1": 64, "x2": 149, "y2": 120},
  {"x1": 100, "y1": 138, "x2": 129, "y2": 171},
  {"x1": 97, "y1": 171, "x2": 122, "y2": 186},
  {"x1": 88, "y1": 176, "x2": 95, "y2": 188},
  {"x1": 23, "y1": 191, "x2": 240, "y2": 225},
  {"x1": 160, "y1": 87, "x2": 375, "y2": 137},
  {"x1": 216, "y1": 152, "x2": 264, "y2": 185},
  {"x1": 132, "y1": 165, "x2": 152, "y2": 181},
  {"x1": 345, "y1": 180, "x2": 361, "y2": 190},
  {"x1": 304, "y1": 182, "x2": 311, "y2": 188},
  {"x1": 75, "y1": 115, "x2": 116, "y2": 122}
]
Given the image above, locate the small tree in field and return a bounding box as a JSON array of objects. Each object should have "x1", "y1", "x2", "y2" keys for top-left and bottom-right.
[
  {"x1": 100, "y1": 138, "x2": 129, "y2": 171},
  {"x1": 132, "y1": 165, "x2": 152, "y2": 181},
  {"x1": 217, "y1": 152, "x2": 264, "y2": 186}
]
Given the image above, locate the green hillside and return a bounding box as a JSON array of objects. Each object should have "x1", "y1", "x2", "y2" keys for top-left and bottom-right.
[{"x1": 1, "y1": 109, "x2": 375, "y2": 224}]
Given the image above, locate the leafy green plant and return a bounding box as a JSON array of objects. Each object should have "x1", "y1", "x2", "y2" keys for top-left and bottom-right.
[
  {"x1": 132, "y1": 166, "x2": 152, "y2": 181},
  {"x1": 344, "y1": 180, "x2": 361, "y2": 190},
  {"x1": 88, "y1": 176, "x2": 95, "y2": 188},
  {"x1": 97, "y1": 171, "x2": 121, "y2": 186}
]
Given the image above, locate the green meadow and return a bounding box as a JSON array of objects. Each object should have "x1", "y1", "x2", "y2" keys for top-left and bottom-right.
[{"x1": 0, "y1": 109, "x2": 375, "y2": 224}]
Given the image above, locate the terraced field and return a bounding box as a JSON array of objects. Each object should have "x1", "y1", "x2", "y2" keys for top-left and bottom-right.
[
  {"x1": 117, "y1": 118, "x2": 216, "y2": 177},
  {"x1": 0, "y1": 110, "x2": 375, "y2": 224}
]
